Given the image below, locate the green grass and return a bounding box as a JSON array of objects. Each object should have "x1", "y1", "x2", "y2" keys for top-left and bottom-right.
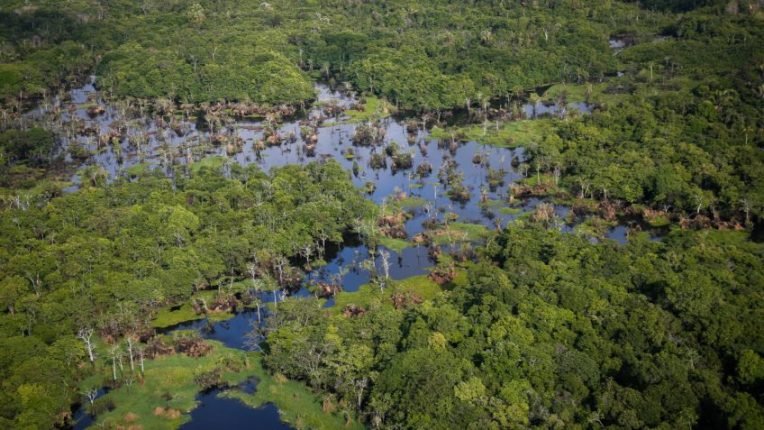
[
  {"x1": 378, "y1": 236, "x2": 411, "y2": 253},
  {"x1": 190, "y1": 155, "x2": 227, "y2": 174},
  {"x1": 343, "y1": 96, "x2": 393, "y2": 123},
  {"x1": 81, "y1": 341, "x2": 259, "y2": 429},
  {"x1": 543, "y1": 82, "x2": 626, "y2": 106},
  {"x1": 395, "y1": 275, "x2": 442, "y2": 299},
  {"x1": 451, "y1": 222, "x2": 491, "y2": 240},
  {"x1": 397, "y1": 195, "x2": 427, "y2": 209},
  {"x1": 645, "y1": 214, "x2": 671, "y2": 228},
  {"x1": 332, "y1": 275, "x2": 442, "y2": 312},
  {"x1": 152, "y1": 303, "x2": 205, "y2": 328},
  {"x1": 80, "y1": 341, "x2": 359, "y2": 430},
  {"x1": 223, "y1": 355, "x2": 364, "y2": 430},
  {"x1": 430, "y1": 119, "x2": 552, "y2": 148},
  {"x1": 124, "y1": 162, "x2": 151, "y2": 177},
  {"x1": 430, "y1": 222, "x2": 490, "y2": 245},
  {"x1": 151, "y1": 291, "x2": 237, "y2": 329},
  {"x1": 499, "y1": 206, "x2": 523, "y2": 215},
  {"x1": 479, "y1": 198, "x2": 503, "y2": 208}
]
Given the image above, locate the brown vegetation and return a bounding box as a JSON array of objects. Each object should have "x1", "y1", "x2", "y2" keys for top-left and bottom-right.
[
  {"x1": 378, "y1": 212, "x2": 408, "y2": 239},
  {"x1": 391, "y1": 292, "x2": 424, "y2": 309}
]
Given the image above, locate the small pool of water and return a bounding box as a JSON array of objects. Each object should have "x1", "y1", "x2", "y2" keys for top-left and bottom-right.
[
  {"x1": 180, "y1": 382, "x2": 292, "y2": 430},
  {"x1": 70, "y1": 387, "x2": 109, "y2": 430}
]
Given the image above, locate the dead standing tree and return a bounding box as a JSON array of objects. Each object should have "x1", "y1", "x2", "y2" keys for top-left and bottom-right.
[
  {"x1": 77, "y1": 328, "x2": 96, "y2": 364},
  {"x1": 379, "y1": 249, "x2": 391, "y2": 292}
]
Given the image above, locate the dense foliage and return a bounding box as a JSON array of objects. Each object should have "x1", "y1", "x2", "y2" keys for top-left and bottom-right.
[
  {"x1": 0, "y1": 161, "x2": 374, "y2": 428},
  {"x1": 2, "y1": 0, "x2": 762, "y2": 223},
  {"x1": 2, "y1": 0, "x2": 761, "y2": 109},
  {"x1": 0, "y1": 128, "x2": 55, "y2": 167},
  {"x1": 523, "y1": 77, "x2": 764, "y2": 222},
  {"x1": 0, "y1": 0, "x2": 762, "y2": 428},
  {"x1": 0, "y1": 0, "x2": 688, "y2": 107},
  {"x1": 263, "y1": 225, "x2": 764, "y2": 429}
]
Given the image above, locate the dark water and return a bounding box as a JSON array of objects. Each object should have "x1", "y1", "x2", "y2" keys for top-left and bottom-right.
[
  {"x1": 71, "y1": 388, "x2": 109, "y2": 430},
  {"x1": 49, "y1": 78, "x2": 641, "y2": 429},
  {"x1": 180, "y1": 381, "x2": 291, "y2": 430},
  {"x1": 164, "y1": 308, "x2": 263, "y2": 350}
]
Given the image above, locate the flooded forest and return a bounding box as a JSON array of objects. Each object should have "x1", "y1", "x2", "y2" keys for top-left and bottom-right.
[{"x1": 0, "y1": 1, "x2": 762, "y2": 429}]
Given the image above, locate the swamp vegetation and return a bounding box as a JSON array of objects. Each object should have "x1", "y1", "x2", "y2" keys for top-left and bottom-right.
[{"x1": 0, "y1": 0, "x2": 763, "y2": 429}]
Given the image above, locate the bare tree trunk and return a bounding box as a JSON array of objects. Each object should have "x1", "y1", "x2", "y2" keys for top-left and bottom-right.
[
  {"x1": 110, "y1": 348, "x2": 119, "y2": 381},
  {"x1": 249, "y1": 263, "x2": 262, "y2": 323},
  {"x1": 78, "y1": 328, "x2": 96, "y2": 363},
  {"x1": 379, "y1": 250, "x2": 391, "y2": 292},
  {"x1": 126, "y1": 337, "x2": 135, "y2": 372},
  {"x1": 82, "y1": 388, "x2": 99, "y2": 407}
]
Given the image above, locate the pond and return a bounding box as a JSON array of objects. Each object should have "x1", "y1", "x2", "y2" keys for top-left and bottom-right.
[{"x1": 179, "y1": 380, "x2": 291, "y2": 430}]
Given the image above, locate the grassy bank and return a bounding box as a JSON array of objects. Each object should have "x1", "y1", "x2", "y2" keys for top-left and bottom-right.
[
  {"x1": 343, "y1": 96, "x2": 393, "y2": 123},
  {"x1": 223, "y1": 355, "x2": 365, "y2": 430},
  {"x1": 78, "y1": 340, "x2": 258, "y2": 429},
  {"x1": 77, "y1": 340, "x2": 360, "y2": 430}
]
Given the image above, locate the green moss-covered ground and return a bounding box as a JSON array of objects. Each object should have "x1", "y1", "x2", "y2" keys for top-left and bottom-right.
[
  {"x1": 331, "y1": 275, "x2": 442, "y2": 313},
  {"x1": 378, "y1": 236, "x2": 411, "y2": 254},
  {"x1": 190, "y1": 156, "x2": 228, "y2": 174},
  {"x1": 429, "y1": 222, "x2": 491, "y2": 246},
  {"x1": 499, "y1": 206, "x2": 523, "y2": 215},
  {"x1": 151, "y1": 291, "x2": 238, "y2": 329}
]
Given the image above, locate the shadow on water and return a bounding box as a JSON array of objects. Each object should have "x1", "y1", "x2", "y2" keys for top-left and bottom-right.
[{"x1": 751, "y1": 220, "x2": 764, "y2": 243}]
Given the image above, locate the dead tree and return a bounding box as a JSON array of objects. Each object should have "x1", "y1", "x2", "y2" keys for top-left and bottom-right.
[{"x1": 77, "y1": 328, "x2": 96, "y2": 363}]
